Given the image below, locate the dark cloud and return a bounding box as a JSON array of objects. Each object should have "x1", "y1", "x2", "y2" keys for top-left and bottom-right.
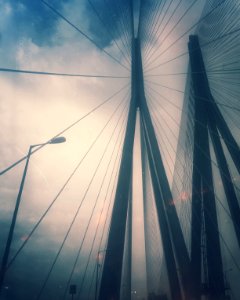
[
  {"x1": 84, "y1": 0, "x2": 132, "y2": 48},
  {"x1": 6, "y1": 0, "x2": 71, "y2": 47}
]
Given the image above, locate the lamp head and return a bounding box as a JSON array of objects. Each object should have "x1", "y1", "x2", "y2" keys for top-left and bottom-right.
[{"x1": 49, "y1": 137, "x2": 66, "y2": 144}]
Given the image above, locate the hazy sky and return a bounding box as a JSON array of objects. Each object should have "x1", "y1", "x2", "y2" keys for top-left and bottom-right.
[{"x1": 1, "y1": 0, "x2": 240, "y2": 300}]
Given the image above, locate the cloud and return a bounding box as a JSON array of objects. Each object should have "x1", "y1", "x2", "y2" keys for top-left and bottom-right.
[
  {"x1": 0, "y1": 0, "x2": 133, "y2": 70},
  {"x1": 5, "y1": 0, "x2": 71, "y2": 45}
]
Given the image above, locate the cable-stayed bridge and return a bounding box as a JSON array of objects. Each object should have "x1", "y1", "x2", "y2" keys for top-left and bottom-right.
[{"x1": 0, "y1": 0, "x2": 240, "y2": 299}]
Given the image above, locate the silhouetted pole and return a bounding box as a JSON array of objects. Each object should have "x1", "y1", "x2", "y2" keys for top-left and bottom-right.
[
  {"x1": 0, "y1": 137, "x2": 66, "y2": 295},
  {"x1": 0, "y1": 145, "x2": 32, "y2": 294}
]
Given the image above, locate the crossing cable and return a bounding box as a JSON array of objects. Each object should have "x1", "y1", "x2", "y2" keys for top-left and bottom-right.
[
  {"x1": 143, "y1": 0, "x2": 168, "y2": 57},
  {"x1": 143, "y1": 0, "x2": 169, "y2": 56},
  {"x1": 0, "y1": 67, "x2": 129, "y2": 78},
  {"x1": 145, "y1": 69, "x2": 240, "y2": 76},
  {"x1": 209, "y1": 78, "x2": 240, "y2": 96},
  {"x1": 151, "y1": 108, "x2": 240, "y2": 276},
  {"x1": 40, "y1": 0, "x2": 130, "y2": 71},
  {"x1": 106, "y1": 0, "x2": 132, "y2": 61},
  {"x1": 141, "y1": 0, "x2": 164, "y2": 54},
  {"x1": 147, "y1": 97, "x2": 192, "y2": 216},
  {"x1": 145, "y1": 79, "x2": 240, "y2": 113},
  {"x1": 139, "y1": 0, "x2": 159, "y2": 52},
  {"x1": 5, "y1": 87, "x2": 130, "y2": 271},
  {"x1": 206, "y1": 37, "x2": 240, "y2": 65},
  {"x1": 86, "y1": 0, "x2": 131, "y2": 66},
  {"x1": 102, "y1": 0, "x2": 131, "y2": 61},
  {"x1": 85, "y1": 111, "x2": 129, "y2": 297},
  {"x1": 208, "y1": 84, "x2": 240, "y2": 129},
  {"x1": 207, "y1": 56, "x2": 240, "y2": 76},
  {"x1": 144, "y1": 0, "x2": 176, "y2": 60},
  {"x1": 86, "y1": 156, "x2": 119, "y2": 300},
  {"x1": 144, "y1": 25, "x2": 240, "y2": 73},
  {"x1": 144, "y1": 0, "x2": 182, "y2": 64},
  {"x1": 0, "y1": 84, "x2": 129, "y2": 176},
  {"x1": 138, "y1": 0, "x2": 156, "y2": 44},
  {"x1": 209, "y1": 77, "x2": 240, "y2": 106},
  {"x1": 146, "y1": 92, "x2": 240, "y2": 250},
  {"x1": 146, "y1": 99, "x2": 193, "y2": 245},
  {"x1": 145, "y1": 83, "x2": 240, "y2": 165},
  {"x1": 35, "y1": 90, "x2": 130, "y2": 300},
  {"x1": 115, "y1": 0, "x2": 132, "y2": 55},
  {"x1": 146, "y1": 91, "x2": 200, "y2": 243},
  {"x1": 121, "y1": 1, "x2": 134, "y2": 53},
  {"x1": 209, "y1": 75, "x2": 240, "y2": 87},
  {"x1": 126, "y1": 1, "x2": 134, "y2": 41},
  {"x1": 204, "y1": 51, "x2": 240, "y2": 73},
  {"x1": 144, "y1": 84, "x2": 240, "y2": 193},
  {"x1": 110, "y1": 0, "x2": 131, "y2": 54},
  {"x1": 141, "y1": 134, "x2": 165, "y2": 292},
  {"x1": 137, "y1": 0, "x2": 144, "y2": 40},
  {"x1": 61, "y1": 96, "x2": 129, "y2": 300},
  {"x1": 145, "y1": 0, "x2": 228, "y2": 72},
  {"x1": 75, "y1": 109, "x2": 127, "y2": 300},
  {"x1": 155, "y1": 17, "x2": 240, "y2": 74},
  {"x1": 209, "y1": 78, "x2": 240, "y2": 100},
  {"x1": 145, "y1": 0, "x2": 200, "y2": 69},
  {"x1": 197, "y1": 1, "x2": 239, "y2": 48},
  {"x1": 137, "y1": 0, "x2": 149, "y2": 46},
  {"x1": 203, "y1": 33, "x2": 239, "y2": 66},
  {"x1": 85, "y1": 158, "x2": 118, "y2": 300},
  {"x1": 145, "y1": 0, "x2": 225, "y2": 66},
  {"x1": 70, "y1": 142, "x2": 122, "y2": 300},
  {"x1": 202, "y1": 34, "x2": 240, "y2": 66}
]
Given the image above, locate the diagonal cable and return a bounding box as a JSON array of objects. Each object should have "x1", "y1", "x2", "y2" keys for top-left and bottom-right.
[
  {"x1": 41, "y1": 0, "x2": 130, "y2": 71},
  {"x1": 0, "y1": 84, "x2": 129, "y2": 176}
]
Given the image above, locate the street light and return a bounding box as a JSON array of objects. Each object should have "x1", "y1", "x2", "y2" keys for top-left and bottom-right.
[{"x1": 0, "y1": 137, "x2": 66, "y2": 294}]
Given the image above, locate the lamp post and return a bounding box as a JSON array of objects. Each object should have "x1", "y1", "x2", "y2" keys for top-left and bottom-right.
[{"x1": 0, "y1": 137, "x2": 66, "y2": 294}]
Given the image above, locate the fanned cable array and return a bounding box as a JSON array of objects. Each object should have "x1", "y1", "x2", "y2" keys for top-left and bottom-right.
[{"x1": 0, "y1": 1, "x2": 240, "y2": 300}]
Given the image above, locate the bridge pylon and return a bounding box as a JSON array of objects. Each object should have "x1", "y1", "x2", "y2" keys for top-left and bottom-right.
[
  {"x1": 98, "y1": 36, "x2": 195, "y2": 300},
  {"x1": 189, "y1": 34, "x2": 240, "y2": 300}
]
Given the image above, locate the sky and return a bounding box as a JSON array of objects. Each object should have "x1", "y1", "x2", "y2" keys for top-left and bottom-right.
[{"x1": 0, "y1": 0, "x2": 240, "y2": 300}]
